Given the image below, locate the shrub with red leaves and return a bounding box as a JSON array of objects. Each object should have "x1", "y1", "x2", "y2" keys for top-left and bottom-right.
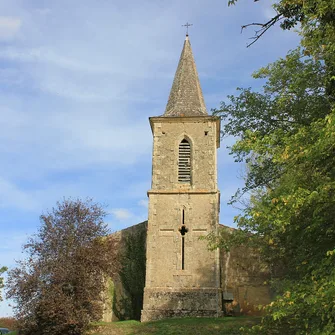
[
  {"x1": 6, "y1": 199, "x2": 119, "y2": 335},
  {"x1": 0, "y1": 317, "x2": 18, "y2": 330}
]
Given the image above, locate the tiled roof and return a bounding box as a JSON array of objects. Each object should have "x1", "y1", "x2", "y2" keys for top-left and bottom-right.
[{"x1": 164, "y1": 35, "x2": 208, "y2": 117}]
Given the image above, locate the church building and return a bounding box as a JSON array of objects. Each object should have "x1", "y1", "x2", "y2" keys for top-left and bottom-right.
[{"x1": 106, "y1": 35, "x2": 272, "y2": 323}]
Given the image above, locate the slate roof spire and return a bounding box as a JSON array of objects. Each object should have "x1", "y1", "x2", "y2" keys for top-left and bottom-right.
[{"x1": 164, "y1": 35, "x2": 208, "y2": 117}]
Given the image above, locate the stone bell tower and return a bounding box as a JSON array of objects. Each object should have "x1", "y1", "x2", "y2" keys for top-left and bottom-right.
[{"x1": 141, "y1": 35, "x2": 222, "y2": 322}]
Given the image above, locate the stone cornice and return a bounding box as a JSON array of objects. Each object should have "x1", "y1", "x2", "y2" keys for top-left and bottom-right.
[{"x1": 147, "y1": 189, "x2": 220, "y2": 196}]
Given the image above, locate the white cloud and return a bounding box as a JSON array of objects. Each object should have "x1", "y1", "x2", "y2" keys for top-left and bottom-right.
[
  {"x1": 0, "y1": 16, "x2": 21, "y2": 41},
  {"x1": 110, "y1": 208, "x2": 134, "y2": 220},
  {"x1": 0, "y1": 233, "x2": 28, "y2": 266},
  {"x1": 0, "y1": 92, "x2": 153, "y2": 182},
  {"x1": 0, "y1": 178, "x2": 38, "y2": 211},
  {"x1": 0, "y1": 47, "x2": 118, "y2": 75},
  {"x1": 35, "y1": 8, "x2": 51, "y2": 16},
  {"x1": 117, "y1": 181, "x2": 151, "y2": 201},
  {"x1": 138, "y1": 199, "x2": 148, "y2": 208},
  {"x1": 0, "y1": 68, "x2": 24, "y2": 86}
]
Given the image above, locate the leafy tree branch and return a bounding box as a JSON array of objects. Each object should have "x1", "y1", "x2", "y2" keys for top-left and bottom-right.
[{"x1": 0, "y1": 266, "x2": 7, "y2": 302}]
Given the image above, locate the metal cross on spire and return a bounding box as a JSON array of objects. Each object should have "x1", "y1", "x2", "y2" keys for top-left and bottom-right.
[{"x1": 182, "y1": 22, "x2": 193, "y2": 36}]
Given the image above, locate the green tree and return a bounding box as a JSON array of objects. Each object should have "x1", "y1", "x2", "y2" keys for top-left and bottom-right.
[
  {"x1": 230, "y1": 86, "x2": 335, "y2": 334},
  {"x1": 229, "y1": 0, "x2": 335, "y2": 97},
  {"x1": 118, "y1": 227, "x2": 146, "y2": 320},
  {"x1": 211, "y1": 1, "x2": 335, "y2": 333},
  {"x1": 0, "y1": 266, "x2": 7, "y2": 301},
  {"x1": 6, "y1": 199, "x2": 119, "y2": 335}
]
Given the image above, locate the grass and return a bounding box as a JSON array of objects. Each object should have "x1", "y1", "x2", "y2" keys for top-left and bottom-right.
[{"x1": 89, "y1": 316, "x2": 260, "y2": 335}]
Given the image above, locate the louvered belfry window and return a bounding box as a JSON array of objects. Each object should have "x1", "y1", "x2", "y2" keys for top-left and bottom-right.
[{"x1": 178, "y1": 139, "x2": 191, "y2": 183}]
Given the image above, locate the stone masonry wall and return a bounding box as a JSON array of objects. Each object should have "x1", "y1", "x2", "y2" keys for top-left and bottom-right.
[
  {"x1": 103, "y1": 222, "x2": 273, "y2": 321},
  {"x1": 102, "y1": 222, "x2": 147, "y2": 322},
  {"x1": 145, "y1": 193, "x2": 219, "y2": 288},
  {"x1": 220, "y1": 226, "x2": 272, "y2": 315},
  {"x1": 150, "y1": 117, "x2": 219, "y2": 191},
  {"x1": 142, "y1": 116, "x2": 222, "y2": 321}
]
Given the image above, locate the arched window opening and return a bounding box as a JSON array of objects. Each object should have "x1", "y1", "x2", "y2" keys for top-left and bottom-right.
[{"x1": 178, "y1": 139, "x2": 191, "y2": 183}]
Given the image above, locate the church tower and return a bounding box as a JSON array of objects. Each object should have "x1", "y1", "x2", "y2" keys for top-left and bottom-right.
[{"x1": 141, "y1": 35, "x2": 222, "y2": 321}]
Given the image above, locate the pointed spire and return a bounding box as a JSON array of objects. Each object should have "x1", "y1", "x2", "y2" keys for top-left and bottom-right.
[{"x1": 164, "y1": 36, "x2": 208, "y2": 117}]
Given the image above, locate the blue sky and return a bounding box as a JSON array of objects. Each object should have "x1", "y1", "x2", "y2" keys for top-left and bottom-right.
[{"x1": 0, "y1": 0, "x2": 299, "y2": 316}]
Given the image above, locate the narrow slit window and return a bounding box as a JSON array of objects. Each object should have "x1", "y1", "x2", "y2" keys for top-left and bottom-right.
[
  {"x1": 178, "y1": 139, "x2": 191, "y2": 183},
  {"x1": 179, "y1": 208, "x2": 188, "y2": 270}
]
